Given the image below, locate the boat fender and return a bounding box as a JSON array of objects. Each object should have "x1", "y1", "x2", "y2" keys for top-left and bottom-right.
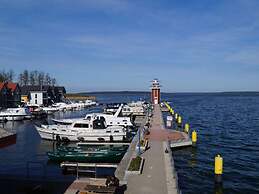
[
  {"x1": 62, "y1": 137, "x2": 70, "y2": 143},
  {"x1": 110, "y1": 135, "x2": 114, "y2": 142},
  {"x1": 78, "y1": 137, "x2": 84, "y2": 142},
  {"x1": 56, "y1": 135, "x2": 61, "y2": 142},
  {"x1": 98, "y1": 137, "x2": 105, "y2": 142}
]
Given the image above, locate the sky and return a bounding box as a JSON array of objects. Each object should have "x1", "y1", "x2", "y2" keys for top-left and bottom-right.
[{"x1": 0, "y1": 0, "x2": 259, "y2": 92}]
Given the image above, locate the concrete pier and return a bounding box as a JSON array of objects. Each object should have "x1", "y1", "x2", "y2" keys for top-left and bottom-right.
[{"x1": 125, "y1": 104, "x2": 179, "y2": 194}]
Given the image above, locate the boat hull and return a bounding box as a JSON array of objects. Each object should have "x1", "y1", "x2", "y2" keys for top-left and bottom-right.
[
  {"x1": 47, "y1": 151, "x2": 125, "y2": 163},
  {"x1": 6, "y1": 116, "x2": 25, "y2": 121},
  {"x1": 35, "y1": 125, "x2": 126, "y2": 142}
]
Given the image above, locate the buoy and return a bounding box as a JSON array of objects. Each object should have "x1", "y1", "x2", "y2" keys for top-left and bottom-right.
[
  {"x1": 192, "y1": 130, "x2": 197, "y2": 144},
  {"x1": 215, "y1": 155, "x2": 223, "y2": 183},
  {"x1": 184, "y1": 123, "x2": 189, "y2": 133}
]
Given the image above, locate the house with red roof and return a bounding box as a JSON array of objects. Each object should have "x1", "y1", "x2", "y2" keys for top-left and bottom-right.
[
  {"x1": 6, "y1": 82, "x2": 21, "y2": 107},
  {"x1": 0, "y1": 82, "x2": 8, "y2": 108},
  {"x1": 0, "y1": 82, "x2": 21, "y2": 108}
]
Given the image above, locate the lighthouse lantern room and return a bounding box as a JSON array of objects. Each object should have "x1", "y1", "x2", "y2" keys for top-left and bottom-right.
[{"x1": 151, "y1": 79, "x2": 161, "y2": 104}]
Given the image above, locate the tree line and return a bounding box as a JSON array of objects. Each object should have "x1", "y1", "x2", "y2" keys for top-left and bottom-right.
[{"x1": 0, "y1": 69, "x2": 57, "y2": 86}]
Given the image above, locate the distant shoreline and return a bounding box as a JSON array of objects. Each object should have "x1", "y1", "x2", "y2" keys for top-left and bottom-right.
[{"x1": 71, "y1": 91, "x2": 259, "y2": 95}]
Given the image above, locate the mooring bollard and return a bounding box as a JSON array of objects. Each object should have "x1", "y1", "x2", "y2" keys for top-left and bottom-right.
[
  {"x1": 192, "y1": 130, "x2": 197, "y2": 146},
  {"x1": 170, "y1": 108, "x2": 174, "y2": 115},
  {"x1": 177, "y1": 116, "x2": 182, "y2": 127},
  {"x1": 215, "y1": 154, "x2": 223, "y2": 183},
  {"x1": 184, "y1": 123, "x2": 189, "y2": 133},
  {"x1": 175, "y1": 113, "x2": 178, "y2": 120}
]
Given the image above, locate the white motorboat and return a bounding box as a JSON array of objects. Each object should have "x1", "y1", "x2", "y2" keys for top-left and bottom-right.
[
  {"x1": 42, "y1": 106, "x2": 59, "y2": 114},
  {"x1": 84, "y1": 100, "x2": 97, "y2": 107},
  {"x1": 122, "y1": 101, "x2": 146, "y2": 116},
  {"x1": 26, "y1": 104, "x2": 47, "y2": 118},
  {"x1": 103, "y1": 103, "x2": 121, "y2": 114},
  {"x1": 52, "y1": 102, "x2": 72, "y2": 111},
  {"x1": 0, "y1": 108, "x2": 32, "y2": 121},
  {"x1": 52, "y1": 104, "x2": 133, "y2": 127},
  {"x1": 35, "y1": 115, "x2": 127, "y2": 142}
]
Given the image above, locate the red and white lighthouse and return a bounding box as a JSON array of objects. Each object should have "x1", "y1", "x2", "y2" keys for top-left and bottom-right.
[{"x1": 151, "y1": 79, "x2": 161, "y2": 104}]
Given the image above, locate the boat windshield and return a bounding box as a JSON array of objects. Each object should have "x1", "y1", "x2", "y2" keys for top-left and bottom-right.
[
  {"x1": 93, "y1": 119, "x2": 106, "y2": 129},
  {"x1": 74, "y1": 123, "x2": 89, "y2": 128}
]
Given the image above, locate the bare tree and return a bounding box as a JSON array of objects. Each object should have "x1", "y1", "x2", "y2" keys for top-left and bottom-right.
[
  {"x1": 45, "y1": 73, "x2": 52, "y2": 85},
  {"x1": 18, "y1": 73, "x2": 24, "y2": 86},
  {"x1": 51, "y1": 78, "x2": 56, "y2": 86},
  {"x1": 0, "y1": 70, "x2": 7, "y2": 82},
  {"x1": 38, "y1": 72, "x2": 45, "y2": 86},
  {"x1": 23, "y1": 70, "x2": 29, "y2": 86},
  {"x1": 6, "y1": 70, "x2": 14, "y2": 81},
  {"x1": 29, "y1": 71, "x2": 35, "y2": 85},
  {"x1": 1, "y1": 69, "x2": 58, "y2": 87},
  {"x1": 0, "y1": 70, "x2": 15, "y2": 82}
]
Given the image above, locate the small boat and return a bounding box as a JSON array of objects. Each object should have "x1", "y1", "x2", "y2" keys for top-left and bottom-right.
[
  {"x1": 26, "y1": 104, "x2": 47, "y2": 118},
  {"x1": 56, "y1": 145, "x2": 128, "y2": 153},
  {"x1": 47, "y1": 149, "x2": 125, "y2": 163},
  {"x1": 0, "y1": 108, "x2": 31, "y2": 121},
  {"x1": 122, "y1": 101, "x2": 146, "y2": 116}
]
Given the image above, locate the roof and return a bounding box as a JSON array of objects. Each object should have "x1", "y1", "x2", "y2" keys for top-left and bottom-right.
[
  {"x1": 6, "y1": 82, "x2": 18, "y2": 92},
  {"x1": 54, "y1": 86, "x2": 66, "y2": 93},
  {"x1": 20, "y1": 85, "x2": 66, "y2": 95},
  {"x1": 0, "y1": 82, "x2": 7, "y2": 91},
  {"x1": 21, "y1": 85, "x2": 51, "y2": 95}
]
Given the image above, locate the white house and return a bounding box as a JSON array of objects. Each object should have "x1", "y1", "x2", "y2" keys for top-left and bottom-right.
[{"x1": 29, "y1": 91, "x2": 47, "y2": 105}]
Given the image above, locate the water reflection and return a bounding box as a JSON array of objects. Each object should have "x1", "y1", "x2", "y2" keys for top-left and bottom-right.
[{"x1": 214, "y1": 183, "x2": 224, "y2": 194}]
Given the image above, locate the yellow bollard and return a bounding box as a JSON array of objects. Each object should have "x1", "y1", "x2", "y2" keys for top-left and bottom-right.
[
  {"x1": 170, "y1": 108, "x2": 174, "y2": 115},
  {"x1": 215, "y1": 155, "x2": 223, "y2": 183},
  {"x1": 192, "y1": 130, "x2": 197, "y2": 144},
  {"x1": 177, "y1": 116, "x2": 182, "y2": 125},
  {"x1": 184, "y1": 123, "x2": 189, "y2": 133}
]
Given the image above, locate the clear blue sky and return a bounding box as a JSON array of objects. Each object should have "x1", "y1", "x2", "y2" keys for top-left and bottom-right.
[{"x1": 0, "y1": 0, "x2": 259, "y2": 92}]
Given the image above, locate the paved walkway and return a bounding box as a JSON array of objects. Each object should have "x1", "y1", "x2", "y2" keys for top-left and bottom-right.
[{"x1": 125, "y1": 105, "x2": 178, "y2": 194}]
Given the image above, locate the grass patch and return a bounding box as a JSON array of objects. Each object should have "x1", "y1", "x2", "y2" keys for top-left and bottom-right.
[{"x1": 128, "y1": 156, "x2": 142, "y2": 171}]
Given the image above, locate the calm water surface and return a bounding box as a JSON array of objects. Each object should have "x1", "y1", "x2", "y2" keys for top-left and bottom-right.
[{"x1": 163, "y1": 93, "x2": 259, "y2": 194}]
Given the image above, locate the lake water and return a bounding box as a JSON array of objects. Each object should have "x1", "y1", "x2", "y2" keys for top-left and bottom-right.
[
  {"x1": 162, "y1": 93, "x2": 259, "y2": 194},
  {"x1": 0, "y1": 92, "x2": 258, "y2": 194}
]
